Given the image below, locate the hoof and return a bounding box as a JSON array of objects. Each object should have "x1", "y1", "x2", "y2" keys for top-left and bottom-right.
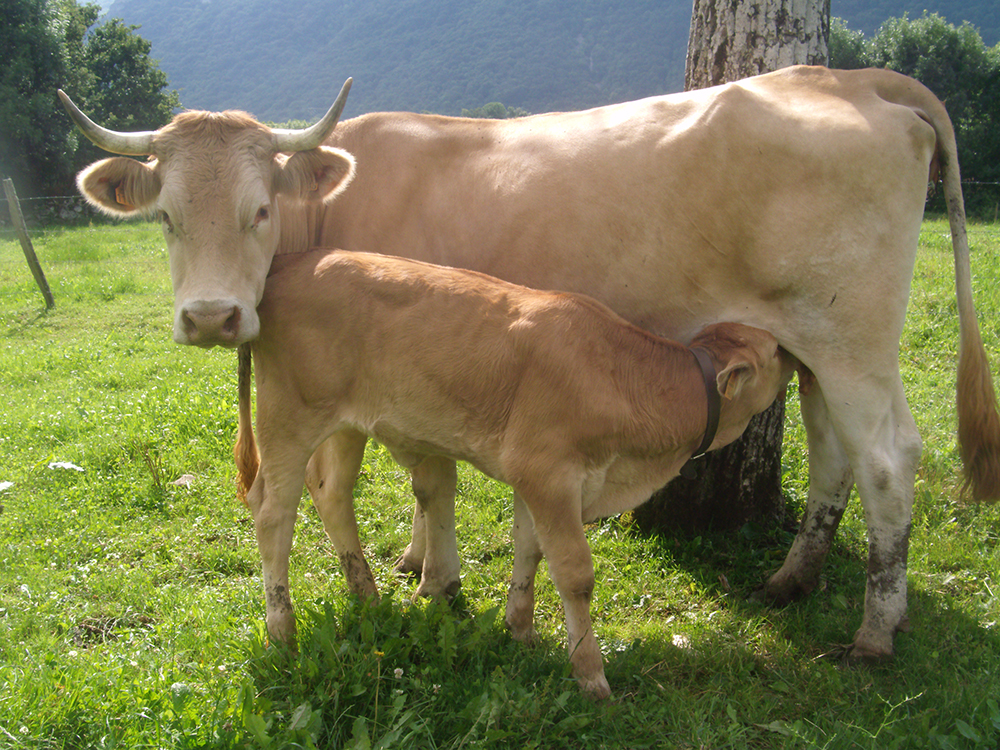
[
  {"x1": 819, "y1": 634, "x2": 896, "y2": 665},
  {"x1": 413, "y1": 578, "x2": 462, "y2": 602},
  {"x1": 505, "y1": 619, "x2": 536, "y2": 643},
  {"x1": 757, "y1": 573, "x2": 819, "y2": 607},
  {"x1": 578, "y1": 673, "x2": 612, "y2": 701},
  {"x1": 393, "y1": 554, "x2": 422, "y2": 579}
]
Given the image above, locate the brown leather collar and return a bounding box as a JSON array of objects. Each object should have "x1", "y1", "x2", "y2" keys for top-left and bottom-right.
[{"x1": 680, "y1": 346, "x2": 720, "y2": 480}]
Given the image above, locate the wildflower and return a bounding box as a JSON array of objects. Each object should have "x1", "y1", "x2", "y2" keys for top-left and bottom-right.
[{"x1": 394, "y1": 667, "x2": 404, "y2": 679}]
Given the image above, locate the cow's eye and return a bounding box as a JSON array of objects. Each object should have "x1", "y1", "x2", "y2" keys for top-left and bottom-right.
[
  {"x1": 253, "y1": 206, "x2": 270, "y2": 229},
  {"x1": 158, "y1": 210, "x2": 174, "y2": 233}
]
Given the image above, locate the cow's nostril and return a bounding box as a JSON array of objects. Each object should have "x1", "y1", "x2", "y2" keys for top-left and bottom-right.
[
  {"x1": 222, "y1": 308, "x2": 242, "y2": 338},
  {"x1": 182, "y1": 310, "x2": 200, "y2": 338},
  {"x1": 180, "y1": 302, "x2": 244, "y2": 346}
]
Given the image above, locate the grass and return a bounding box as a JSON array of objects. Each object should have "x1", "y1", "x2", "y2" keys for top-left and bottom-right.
[{"x1": 1, "y1": 219, "x2": 999, "y2": 748}]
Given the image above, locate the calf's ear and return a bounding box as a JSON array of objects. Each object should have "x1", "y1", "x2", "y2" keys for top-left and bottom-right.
[
  {"x1": 277, "y1": 146, "x2": 355, "y2": 203},
  {"x1": 716, "y1": 361, "x2": 756, "y2": 401},
  {"x1": 77, "y1": 157, "x2": 161, "y2": 217}
]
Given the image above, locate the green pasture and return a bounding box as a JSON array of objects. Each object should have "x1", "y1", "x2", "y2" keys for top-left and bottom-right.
[{"x1": 0, "y1": 220, "x2": 999, "y2": 748}]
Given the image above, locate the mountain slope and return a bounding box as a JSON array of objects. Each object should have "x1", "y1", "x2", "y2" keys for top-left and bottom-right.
[{"x1": 103, "y1": 0, "x2": 997, "y2": 121}]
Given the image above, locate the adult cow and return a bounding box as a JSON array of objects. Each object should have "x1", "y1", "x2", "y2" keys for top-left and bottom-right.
[{"x1": 62, "y1": 65, "x2": 1000, "y2": 665}]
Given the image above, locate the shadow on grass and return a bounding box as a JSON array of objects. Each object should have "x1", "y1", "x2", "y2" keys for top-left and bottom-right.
[{"x1": 3, "y1": 307, "x2": 53, "y2": 337}]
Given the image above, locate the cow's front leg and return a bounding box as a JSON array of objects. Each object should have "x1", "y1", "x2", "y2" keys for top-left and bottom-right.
[
  {"x1": 505, "y1": 492, "x2": 542, "y2": 641},
  {"x1": 764, "y1": 382, "x2": 853, "y2": 603},
  {"x1": 246, "y1": 457, "x2": 307, "y2": 644},
  {"x1": 305, "y1": 430, "x2": 378, "y2": 599},
  {"x1": 521, "y1": 485, "x2": 609, "y2": 700},
  {"x1": 408, "y1": 456, "x2": 461, "y2": 600}
]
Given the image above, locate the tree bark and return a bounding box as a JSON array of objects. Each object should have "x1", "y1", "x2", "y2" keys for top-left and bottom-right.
[
  {"x1": 634, "y1": 0, "x2": 829, "y2": 535},
  {"x1": 685, "y1": 0, "x2": 830, "y2": 90}
]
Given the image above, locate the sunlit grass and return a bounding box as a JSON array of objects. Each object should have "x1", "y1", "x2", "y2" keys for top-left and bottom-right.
[{"x1": 0, "y1": 220, "x2": 999, "y2": 748}]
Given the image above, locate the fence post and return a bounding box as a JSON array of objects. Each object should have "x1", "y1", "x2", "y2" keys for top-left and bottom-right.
[{"x1": 3, "y1": 178, "x2": 55, "y2": 310}]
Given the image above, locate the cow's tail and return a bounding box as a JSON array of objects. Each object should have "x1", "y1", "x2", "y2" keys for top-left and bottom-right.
[
  {"x1": 234, "y1": 343, "x2": 260, "y2": 505},
  {"x1": 931, "y1": 101, "x2": 1000, "y2": 502}
]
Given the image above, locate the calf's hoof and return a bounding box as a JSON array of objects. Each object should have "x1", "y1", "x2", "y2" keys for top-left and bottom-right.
[
  {"x1": 504, "y1": 613, "x2": 536, "y2": 643},
  {"x1": 393, "y1": 551, "x2": 423, "y2": 579},
  {"x1": 338, "y1": 551, "x2": 380, "y2": 600},
  {"x1": 577, "y1": 672, "x2": 612, "y2": 701}
]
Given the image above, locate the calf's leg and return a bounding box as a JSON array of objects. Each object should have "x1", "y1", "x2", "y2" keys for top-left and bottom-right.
[
  {"x1": 305, "y1": 430, "x2": 378, "y2": 599},
  {"x1": 505, "y1": 492, "x2": 542, "y2": 641},
  {"x1": 520, "y1": 483, "x2": 609, "y2": 700},
  {"x1": 408, "y1": 456, "x2": 461, "y2": 600},
  {"x1": 394, "y1": 504, "x2": 427, "y2": 578},
  {"x1": 246, "y1": 453, "x2": 308, "y2": 644}
]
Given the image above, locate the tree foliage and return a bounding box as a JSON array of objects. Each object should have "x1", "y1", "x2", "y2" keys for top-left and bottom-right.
[
  {"x1": 831, "y1": 13, "x2": 1000, "y2": 215},
  {"x1": 460, "y1": 102, "x2": 530, "y2": 119},
  {"x1": 0, "y1": 0, "x2": 178, "y2": 197},
  {"x1": 0, "y1": 0, "x2": 74, "y2": 196}
]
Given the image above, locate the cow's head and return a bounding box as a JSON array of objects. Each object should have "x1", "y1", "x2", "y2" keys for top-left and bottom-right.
[{"x1": 59, "y1": 80, "x2": 355, "y2": 347}]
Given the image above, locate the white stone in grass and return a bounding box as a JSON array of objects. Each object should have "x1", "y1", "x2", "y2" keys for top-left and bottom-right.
[{"x1": 48, "y1": 461, "x2": 84, "y2": 472}]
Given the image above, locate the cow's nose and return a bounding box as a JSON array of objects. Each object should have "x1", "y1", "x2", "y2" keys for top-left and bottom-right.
[{"x1": 180, "y1": 301, "x2": 243, "y2": 347}]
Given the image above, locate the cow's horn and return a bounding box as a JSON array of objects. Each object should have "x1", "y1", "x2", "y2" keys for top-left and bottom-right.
[
  {"x1": 57, "y1": 89, "x2": 156, "y2": 156},
  {"x1": 272, "y1": 78, "x2": 352, "y2": 152}
]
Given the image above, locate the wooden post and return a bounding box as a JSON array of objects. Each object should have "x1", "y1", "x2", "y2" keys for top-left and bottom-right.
[{"x1": 3, "y1": 178, "x2": 55, "y2": 310}]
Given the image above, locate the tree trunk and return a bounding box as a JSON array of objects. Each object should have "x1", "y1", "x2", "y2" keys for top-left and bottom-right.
[
  {"x1": 634, "y1": 0, "x2": 829, "y2": 535},
  {"x1": 685, "y1": 0, "x2": 830, "y2": 90}
]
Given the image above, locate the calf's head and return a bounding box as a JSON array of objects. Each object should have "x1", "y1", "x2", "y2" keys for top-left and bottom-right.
[
  {"x1": 60, "y1": 81, "x2": 356, "y2": 347},
  {"x1": 692, "y1": 322, "x2": 797, "y2": 448}
]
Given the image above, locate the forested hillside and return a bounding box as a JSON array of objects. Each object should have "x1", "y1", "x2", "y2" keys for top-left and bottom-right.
[
  {"x1": 835, "y1": 0, "x2": 996, "y2": 42},
  {"x1": 100, "y1": 0, "x2": 690, "y2": 121},
  {"x1": 102, "y1": 0, "x2": 997, "y2": 121}
]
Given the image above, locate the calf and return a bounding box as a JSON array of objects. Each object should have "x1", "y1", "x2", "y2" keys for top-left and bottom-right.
[{"x1": 235, "y1": 248, "x2": 796, "y2": 698}]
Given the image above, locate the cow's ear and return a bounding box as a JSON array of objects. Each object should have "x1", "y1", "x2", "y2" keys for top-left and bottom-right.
[
  {"x1": 716, "y1": 361, "x2": 756, "y2": 401},
  {"x1": 77, "y1": 157, "x2": 160, "y2": 217},
  {"x1": 277, "y1": 146, "x2": 355, "y2": 203}
]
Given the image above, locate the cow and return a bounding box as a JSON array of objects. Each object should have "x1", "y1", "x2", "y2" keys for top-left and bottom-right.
[
  {"x1": 234, "y1": 246, "x2": 797, "y2": 698},
  {"x1": 61, "y1": 65, "x2": 1000, "y2": 667}
]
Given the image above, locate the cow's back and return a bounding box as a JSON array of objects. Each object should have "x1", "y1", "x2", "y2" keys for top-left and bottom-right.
[{"x1": 280, "y1": 66, "x2": 940, "y2": 363}]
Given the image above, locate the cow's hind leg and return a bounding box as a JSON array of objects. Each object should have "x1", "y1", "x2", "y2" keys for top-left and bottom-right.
[
  {"x1": 505, "y1": 492, "x2": 542, "y2": 641},
  {"x1": 409, "y1": 456, "x2": 461, "y2": 600},
  {"x1": 764, "y1": 381, "x2": 854, "y2": 603},
  {"x1": 305, "y1": 430, "x2": 378, "y2": 599},
  {"x1": 788, "y1": 372, "x2": 921, "y2": 660},
  {"x1": 845, "y1": 386, "x2": 921, "y2": 661}
]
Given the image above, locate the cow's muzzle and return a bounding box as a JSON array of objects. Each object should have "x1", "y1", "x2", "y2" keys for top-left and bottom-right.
[{"x1": 176, "y1": 299, "x2": 256, "y2": 348}]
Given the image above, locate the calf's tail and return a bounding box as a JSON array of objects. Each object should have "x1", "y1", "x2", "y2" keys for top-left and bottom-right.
[
  {"x1": 931, "y1": 103, "x2": 1000, "y2": 501},
  {"x1": 234, "y1": 343, "x2": 260, "y2": 504}
]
